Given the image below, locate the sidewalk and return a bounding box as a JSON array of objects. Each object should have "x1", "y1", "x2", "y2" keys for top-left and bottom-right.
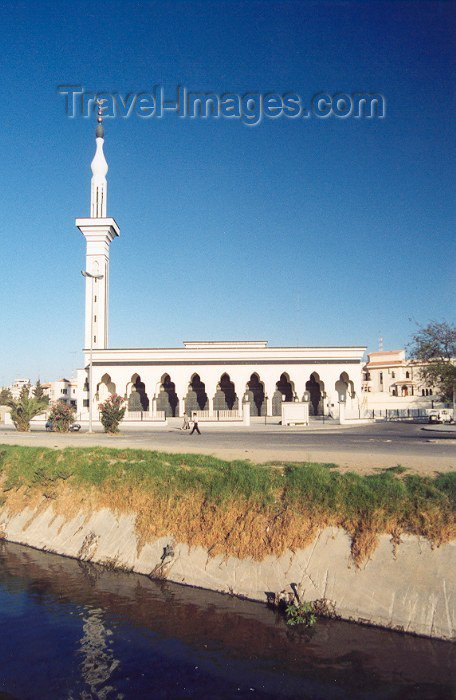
[
  {"x1": 166, "y1": 417, "x2": 367, "y2": 432},
  {"x1": 421, "y1": 423, "x2": 456, "y2": 434}
]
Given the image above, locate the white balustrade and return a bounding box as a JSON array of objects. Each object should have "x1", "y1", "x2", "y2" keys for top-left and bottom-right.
[{"x1": 193, "y1": 409, "x2": 241, "y2": 421}]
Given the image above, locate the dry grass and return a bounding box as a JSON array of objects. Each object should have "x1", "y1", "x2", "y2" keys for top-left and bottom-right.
[{"x1": 0, "y1": 445, "x2": 454, "y2": 565}]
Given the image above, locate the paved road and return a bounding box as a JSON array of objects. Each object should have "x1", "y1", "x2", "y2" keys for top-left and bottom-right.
[{"x1": 1, "y1": 422, "x2": 455, "y2": 474}]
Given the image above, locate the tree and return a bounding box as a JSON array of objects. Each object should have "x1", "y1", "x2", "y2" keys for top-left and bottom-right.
[
  {"x1": 98, "y1": 394, "x2": 126, "y2": 433},
  {"x1": 48, "y1": 401, "x2": 76, "y2": 432},
  {"x1": 33, "y1": 380, "x2": 49, "y2": 405},
  {"x1": 0, "y1": 388, "x2": 12, "y2": 405},
  {"x1": 408, "y1": 321, "x2": 456, "y2": 410},
  {"x1": 7, "y1": 385, "x2": 48, "y2": 432}
]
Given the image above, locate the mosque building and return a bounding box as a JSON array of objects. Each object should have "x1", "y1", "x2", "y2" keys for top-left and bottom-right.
[{"x1": 75, "y1": 112, "x2": 366, "y2": 423}]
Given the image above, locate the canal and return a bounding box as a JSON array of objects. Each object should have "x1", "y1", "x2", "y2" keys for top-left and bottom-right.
[{"x1": 0, "y1": 541, "x2": 453, "y2": 699}]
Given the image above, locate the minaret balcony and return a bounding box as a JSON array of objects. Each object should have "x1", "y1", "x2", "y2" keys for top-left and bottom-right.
[{"x1": 75, "y1": 217, "x2": 120, "y2": 242}]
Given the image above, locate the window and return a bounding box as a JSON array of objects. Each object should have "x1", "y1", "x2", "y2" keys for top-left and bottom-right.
[
  {"x1": 379, "y1": 372, "x2": 383, "y2": 384},
  {"x1": 94, "y1": 315, "x2": 97, "y2": 322},
  {"x1": 83, "y1": 399, "x2": 89, "y2": 408},
  {"x1": 94, "y1": 335, "x2": 96, "y2": 343},
  {"x1": 62, "y1": 389, "x2": 67, "y2": 395},
  {"x1": 391, "y1": 371, "x2": 395, "y2": 379},
  {"x1": 406, "y1": 371, "x2": 410, "y2": 379},
  {"x1": 94, "y1": 295, "x2": 97, "y2": 302}
]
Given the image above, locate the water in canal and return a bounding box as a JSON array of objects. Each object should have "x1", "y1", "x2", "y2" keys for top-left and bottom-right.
[{"x1": 0, "y1": 541, "x2": 453, "y2": 699}]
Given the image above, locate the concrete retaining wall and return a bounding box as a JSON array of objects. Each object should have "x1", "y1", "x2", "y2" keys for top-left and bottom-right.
[{"x1": 0, "y1": 502, "x2": 454, "y2": 640}]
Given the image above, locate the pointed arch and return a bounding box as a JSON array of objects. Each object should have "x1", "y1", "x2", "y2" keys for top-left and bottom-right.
[
  {"x1": 306, "y1": 372, "x2": 325, "y2": 416},
  {"x1": 272, "y1": 373, "x2": 295, "y2": 416},
  {"x1": 339, "y1": 371, "x2": 355, "y2": 398},
  {"x1": 246, "y1": 373, "x2": 265, "y2": 416},
  {"x1": 156, "y1": 373, "x2": 179, "y2": 417},
  {"x1": 127, "y1": 373, "x2": 149, "y2": 411},
  {"x1": 184, "y1": 374, "x2": 209, "y2": 414},
  {"x1": 213, "y1": 373, "x2": 238, "y2": 411},
  {"x1": 97, "y1": 373, "x2": 116, "y2": 403},
  {"x1": 335, "y1": 372, "x2": 354, "y2": 403}
]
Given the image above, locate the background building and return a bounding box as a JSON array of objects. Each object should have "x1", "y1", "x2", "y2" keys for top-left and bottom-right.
[
  {"x1": 42, "y1": 379, "x2": 78, "y2": 407},
  {"x1": 362, "y1": 350, "x2": 441, "y2": 412},
  {"x1": 9, "y1": 379, "x2": 32, "y2": 400}
]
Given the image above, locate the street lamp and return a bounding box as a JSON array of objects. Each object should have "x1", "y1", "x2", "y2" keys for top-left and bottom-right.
[{"x1": 81, "y1": 270, "x2": 104, "y2": 433}]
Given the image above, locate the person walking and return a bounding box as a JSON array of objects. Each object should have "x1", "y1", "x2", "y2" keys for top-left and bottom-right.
[
  {"x1": 181, "y1": 412, "x2": 190, "y2": 430},
  {"x1": 190, "y1": 413, "x2": 201, "y2": 435}
]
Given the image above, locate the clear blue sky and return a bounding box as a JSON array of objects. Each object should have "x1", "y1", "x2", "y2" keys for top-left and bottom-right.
[{"x1": 0, "y1": 0, "x2": 454, "y2": 386}]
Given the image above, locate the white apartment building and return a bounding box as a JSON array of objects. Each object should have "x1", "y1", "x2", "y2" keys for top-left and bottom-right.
[
  {"x1": 5, "y1": 378, "x2": 77, "y2": 408},
  {"x1": 362, "y1": 350, "x2": 441, "y2": 411},
  {"x1": 9, "y1": 379, "x2": 32, "y2": 400},
  {"x1": 42, "y1": 379, "x2": 78, "y2": 407}
]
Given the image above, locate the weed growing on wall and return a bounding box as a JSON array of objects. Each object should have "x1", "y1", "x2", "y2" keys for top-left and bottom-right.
[{"x1": 285, "y1": 602, "x2": 316, "y2": 627}]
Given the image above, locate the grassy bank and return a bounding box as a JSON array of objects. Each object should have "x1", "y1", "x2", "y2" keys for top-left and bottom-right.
[{"x1": 0, "y1": 444, "x2": 454, "y2": 564}]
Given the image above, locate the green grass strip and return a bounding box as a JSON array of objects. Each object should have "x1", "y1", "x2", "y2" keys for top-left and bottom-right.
[{"x1": 0, "y1": 444, "x2": 454, "y2": 541}]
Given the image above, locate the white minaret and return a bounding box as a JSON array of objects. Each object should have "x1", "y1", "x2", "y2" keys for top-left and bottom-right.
[
  {"x1": 76, "y1": 102, "x2": 120, "y2": 350},
  {"x1": 90, "y1": 111, "x2": 108, "y2": 217}
]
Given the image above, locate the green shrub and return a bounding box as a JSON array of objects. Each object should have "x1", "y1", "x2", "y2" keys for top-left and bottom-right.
[
  {"x1": 98, "y1": 394, "x2": 126, "y2": 433},
  {"x1": 285, "y1": 602, "x2": 316, "y2": 627},
  {"x1": 7, "y1": 386, "x2": 48, "y2": 432},
  {"x1": 49, "y1": 401, "x2": 76, "y2": 433}
]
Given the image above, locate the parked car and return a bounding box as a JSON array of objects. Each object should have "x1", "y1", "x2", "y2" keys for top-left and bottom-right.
[
  {"x1": 44, "y1": 421, "x2": 81, "y2": 432},
  {"x1": 428, "y1": 409, "x2": 454, "y2": 424}
]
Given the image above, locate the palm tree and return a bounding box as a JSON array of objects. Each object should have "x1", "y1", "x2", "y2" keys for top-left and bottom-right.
[{"x1": 7, "y1": 385, "x2": 49, "y2": 432}]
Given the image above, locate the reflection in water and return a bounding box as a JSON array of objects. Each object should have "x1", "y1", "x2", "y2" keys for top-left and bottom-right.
[
  {"x1": 78, "y1": 607, "x2": 120, "y2": 700},
  {"x1": 0, "y1": 540, "x2": 454, "y2": 699}
]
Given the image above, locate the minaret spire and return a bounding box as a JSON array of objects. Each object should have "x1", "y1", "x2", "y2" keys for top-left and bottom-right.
[
  {"x1": 90, "y1": 99, "x2": 108, "y2": 217},
  {"x1": 76, "y1": 105, "x2": 119, "y2": 353}
]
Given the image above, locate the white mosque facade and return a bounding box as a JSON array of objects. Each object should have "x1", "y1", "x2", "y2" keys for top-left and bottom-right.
[{"x1": 75, "y1": 118, "x2": 366, "y2": 423}]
